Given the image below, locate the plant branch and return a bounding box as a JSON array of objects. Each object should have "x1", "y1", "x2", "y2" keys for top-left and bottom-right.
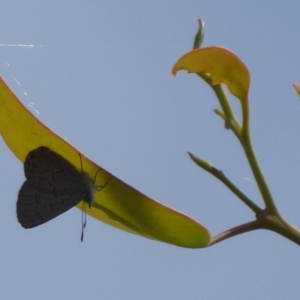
[
  {"x1": 190, "y1": 19, "x2": 300, "y2": 246},
  {"x1": 198, "y1": 74, "x2": 242, "y2": 137},
  {"x1": 209, "y1": 213, "x2": 300, "y2": 247},
  {"x1": 260, "y1": 214, "x2": 300, "y2": 246},
  {"x1": 240, "y1": 126, "x2": 279, "y2": 215},
  {"x1": 209, "y1": 219, "x2": 263, "y2": 246},
  {"x1": 198, "y1": 71, "x2": 278, "y2": 215},
  {"x1": 188, "y1": 152, "x2": 262, "y2": 214}
]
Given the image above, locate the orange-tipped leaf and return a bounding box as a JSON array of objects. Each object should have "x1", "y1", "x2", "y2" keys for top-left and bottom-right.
[{"x1": 172, "y1": 46, "x2": 250, "y2": 102}]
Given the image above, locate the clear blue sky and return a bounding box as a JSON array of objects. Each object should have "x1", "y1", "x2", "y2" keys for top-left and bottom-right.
[{"x1": 0, "y1": 1, "x2": 300, "y2": 299}]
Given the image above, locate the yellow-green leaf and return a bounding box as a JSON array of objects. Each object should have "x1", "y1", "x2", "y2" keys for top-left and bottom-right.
[
  {"x1": 0, "y1": 77, "x2": 210, "y2": 248},
  {"x1": 172, "y1": 46, "x2": 250, "y2": 101}
]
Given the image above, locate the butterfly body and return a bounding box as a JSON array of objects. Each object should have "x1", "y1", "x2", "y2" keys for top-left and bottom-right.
[{"x1": 17, "y1": 146, "x2": 96, "y2": 229}]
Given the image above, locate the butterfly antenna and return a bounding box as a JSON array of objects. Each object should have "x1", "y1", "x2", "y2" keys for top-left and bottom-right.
[{"x1": 81, "y1": 201, "x2": 87, "y2": 242}]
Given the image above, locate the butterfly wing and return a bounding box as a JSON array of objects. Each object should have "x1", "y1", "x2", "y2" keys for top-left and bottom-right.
[
  {"x1": 17, "y1": 181, "x2": 88, "y2": 228},
  {"x1": 17, "y1": 147, "x2": 93, "y2": 228},
  {"x1": 24, "y1": 147, "x2": 87, "y2": 192}
]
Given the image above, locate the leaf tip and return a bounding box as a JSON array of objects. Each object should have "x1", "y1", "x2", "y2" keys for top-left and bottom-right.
[
  {"x1": 293, "y1": 84, "x2": 300, "y2": 96},
  {"x1": 171, "y1": 65, "x2": 179, "y2": 76}
]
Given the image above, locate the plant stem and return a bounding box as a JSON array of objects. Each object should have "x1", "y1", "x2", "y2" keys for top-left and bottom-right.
[
  {"x1": 199, "y1": 74, "x2": 278, "y2": 215},
  {"x1": 261, "y1": 214, "x2": 300, "y2": 246},
  {"x1": 209, "y1": 219, "x2": 263, "y2": 246},
  {"x1": 188, "y1": 152, "x2": 262, "y2": 214},
  {"x1": 240, "y1": 128, "x2": 279, "y2": 215},
  {"x1": 190, "y1": 20, "x2": 300, "y2": 246},
  {"x1": 210, "y1": 213, "x2": 300, "y2": 247},
  {"x1": 199, "y1": 74, "x2": 241, "y2": 137}
]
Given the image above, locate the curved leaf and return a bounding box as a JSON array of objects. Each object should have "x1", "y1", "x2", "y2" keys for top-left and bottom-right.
[
  {"x1": 172, "y1": 46, "x2": 250, "y2": 102},
  {"x1": 0, "y1": 77, "x2": 210, "y2": 248}
]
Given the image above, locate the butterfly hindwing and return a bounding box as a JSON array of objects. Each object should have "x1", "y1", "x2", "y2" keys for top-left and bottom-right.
[{"x1": 17, "y1": 181, "x2": 88, "y2": 228}]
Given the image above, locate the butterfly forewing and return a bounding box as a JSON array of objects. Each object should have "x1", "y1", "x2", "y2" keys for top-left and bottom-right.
[{"x1": 24, "y1": 147, "x2": 88, "y2": 193}]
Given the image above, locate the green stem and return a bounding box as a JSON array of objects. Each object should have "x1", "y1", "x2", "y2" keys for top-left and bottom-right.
[
  {"x1": 188, "y1": 152, "x2": 262, "y2": 214},
  {"x1": 190, "y1": 19, "x2": 300, "y2": 246},
  {"x1": 241, "y1": 128, "x2": 279, "y2": 214},
  {"x1": 261, "y1": 214, "x2": 300, "y2": 246},
  {"x1": 210, "y1": 213, "x2": 300, "y2": 247},
  {"x1": 199, "y1": 74, "x2": 241, "y2": 137},
  {"x1": 210, "y1": 166, "x2": 262, "y2": 214},
  {"x1": 199, "y1": 74, "x2": 278, "y2": 214}
]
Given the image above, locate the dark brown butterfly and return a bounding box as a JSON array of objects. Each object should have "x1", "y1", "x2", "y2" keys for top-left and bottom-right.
[{"x1": 17, "y1": 146, "x2": 99, "y2": 231}]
